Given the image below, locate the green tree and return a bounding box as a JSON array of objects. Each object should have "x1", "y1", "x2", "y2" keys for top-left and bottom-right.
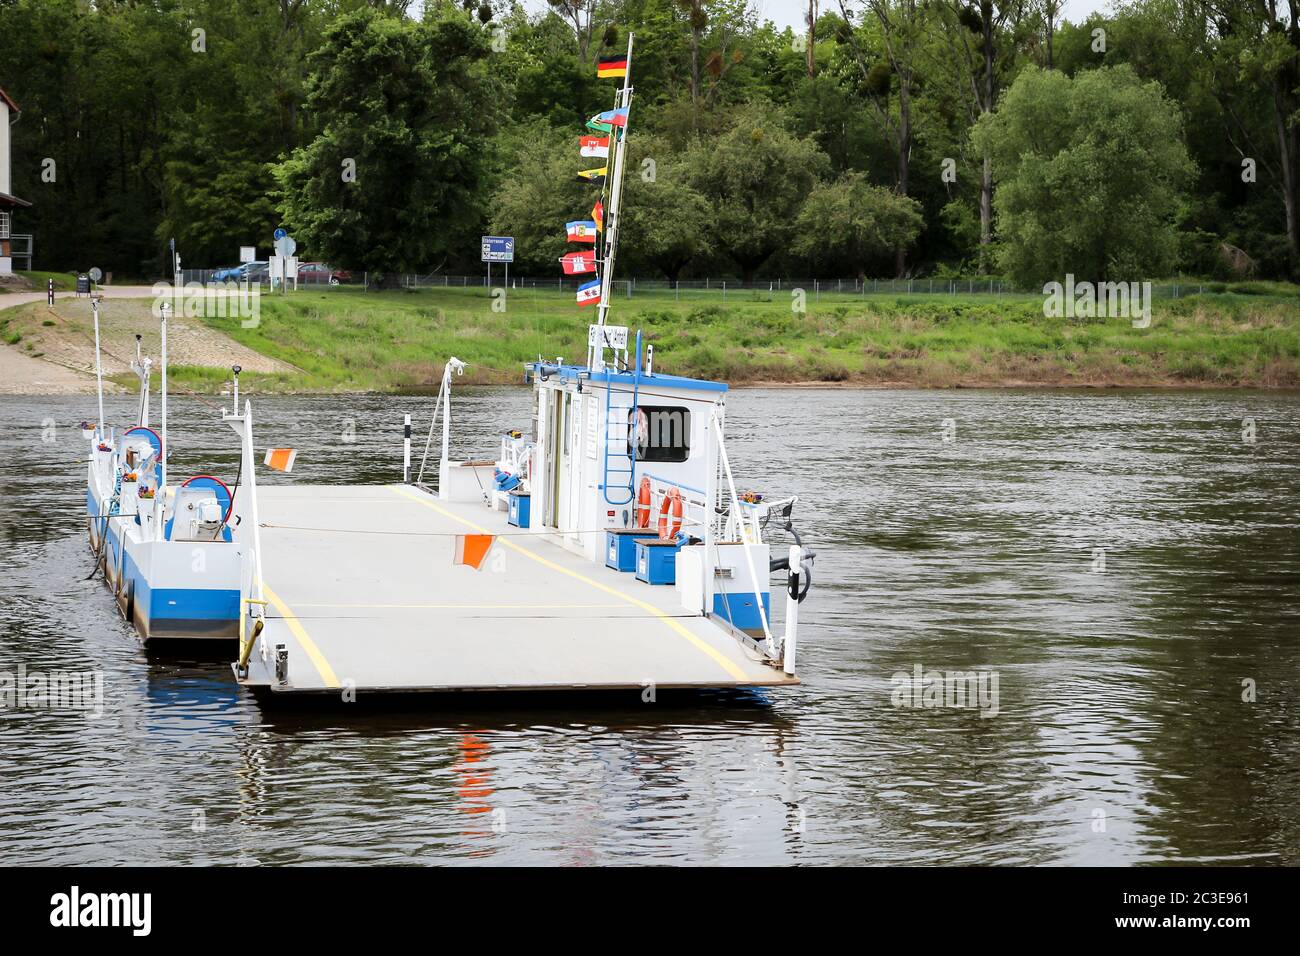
[
  {"x1": 684, "y1": 102, "x2": 830, "y2": 281},
  {"x1": 791, "y1": 170, "x2": 922, "y2": 276},
  {"x1": 273, "y1": 8, "x2": 498, "y2": 281},
  {"x1": 621, "y1": 139, "x2": 711, "y2": 281},
  {"x1": 488, "y1": 124, "x2": 591, "y2": 274},
  {"x1": 973, "y1": 64, "x2": 1194, "y2": 286}
]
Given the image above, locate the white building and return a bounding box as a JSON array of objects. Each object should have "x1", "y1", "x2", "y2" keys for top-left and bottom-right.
[{"x1": 0, "y1": 85, "x2": 31, "y2": 276}]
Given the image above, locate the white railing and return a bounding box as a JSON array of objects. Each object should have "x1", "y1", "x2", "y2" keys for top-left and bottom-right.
[
  {"x1": 708, "y1": 414, "x2": 777, "y2": 657},
  {"x1": 416, "y1": 357, "x2": 465, "y2": 489}
]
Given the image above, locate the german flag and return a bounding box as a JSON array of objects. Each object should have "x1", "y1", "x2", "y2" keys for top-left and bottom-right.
[{"x1": 597, "y1": 54, "x2": 628, "y2": 78}]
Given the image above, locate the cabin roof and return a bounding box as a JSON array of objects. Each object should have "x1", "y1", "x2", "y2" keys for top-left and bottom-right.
[
  {"x1": 0, "y1": 87, "x2": 18, "y2": 115},
  {"x1": 531, "y1": 363, "x2": 728, "y2": 393}
]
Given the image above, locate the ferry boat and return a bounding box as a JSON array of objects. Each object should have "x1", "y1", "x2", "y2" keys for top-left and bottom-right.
[
  {"x1": 232, "y1": 33, "x2": 816, "y2": 697},
  {"x1": 85, "y1": 298, "x2": 263, "y2": 643}
]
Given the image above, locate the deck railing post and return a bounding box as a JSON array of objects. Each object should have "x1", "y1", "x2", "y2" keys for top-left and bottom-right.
[
  {"x1": 783, "y1": 544, "x2": 801, "y2": 675},
  {"x1": 403, "y1": 413, "x2": 412, "y2": 483}
]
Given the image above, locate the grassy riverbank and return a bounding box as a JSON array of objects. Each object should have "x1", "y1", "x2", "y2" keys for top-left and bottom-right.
[
  {"x1": 197, "y1": 284, "x2": 1300, "y2": 390},
  {"x1": 4, "y1": 283, "x2": 1299, "y2": 391}
]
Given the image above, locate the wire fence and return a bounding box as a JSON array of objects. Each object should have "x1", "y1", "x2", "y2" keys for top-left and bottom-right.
[{"x1": 173, "y1": 270, "x2": 1243, "y2": 300}]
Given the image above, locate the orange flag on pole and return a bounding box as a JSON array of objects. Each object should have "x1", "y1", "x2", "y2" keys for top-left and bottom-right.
[
  {"x1": 264, "y1": 448, "x2": 297, "y2": 472},
  {"x1": 453, "y1": 534, "x2": 496, "y2": 570}
]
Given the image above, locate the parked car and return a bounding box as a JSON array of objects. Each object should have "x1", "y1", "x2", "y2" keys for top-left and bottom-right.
[
  {"x1": 298, "y1": 262, "x2": 353, "y2": 285},
  {"x1": 211, "y1": 262, "x2": 266, "y2": 283}
]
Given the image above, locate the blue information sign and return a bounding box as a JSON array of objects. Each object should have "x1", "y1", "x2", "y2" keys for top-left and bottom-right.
[{"x1": 481, "y1": 236, "x2": 514, "y2": 263}]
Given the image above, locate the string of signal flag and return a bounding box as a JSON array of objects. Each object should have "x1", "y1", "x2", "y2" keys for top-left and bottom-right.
[{"x1": 559, "y1": 53, "x2": 630, "y2": 307}]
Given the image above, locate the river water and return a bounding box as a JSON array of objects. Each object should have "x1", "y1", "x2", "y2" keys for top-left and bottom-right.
[{"x1": 0, "y1": 387, "x2": 1296, "y2": 865}]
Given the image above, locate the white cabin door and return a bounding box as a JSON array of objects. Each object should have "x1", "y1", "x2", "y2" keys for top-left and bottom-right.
[
  {"x1": 556, "y1": 391, "x2": 572, "y2": 531},
  {"x1": 566, "y1": 394, "x2": 585, "y2": 542}
]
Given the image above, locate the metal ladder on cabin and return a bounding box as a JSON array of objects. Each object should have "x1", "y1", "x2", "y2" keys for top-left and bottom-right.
[{"x1": 600, "y1": 331, "x2": 642, "y2": 506}]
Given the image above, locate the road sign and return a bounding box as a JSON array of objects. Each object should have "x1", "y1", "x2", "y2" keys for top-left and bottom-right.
[
  {"x1": 481, "y1": 236, "x2": 514, "y2": 263},
  {"x1": 274, "y1": 235, "x2": 297, "y2": 257},
  {"x1": 239, "y1": 246, "x2": 256, "y2": 263},
  {"x1": 273, "y1": 228, "x2": 287, "y2": 241},
  {"x1": 88, "y1": 267, "x2": 103, "y2": 283}
]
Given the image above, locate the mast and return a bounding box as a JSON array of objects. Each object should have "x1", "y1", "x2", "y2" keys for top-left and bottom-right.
[
  {"x1": 160, "y1": 301, "x2": 168, "y2": 494},
  {"x1": 595, "y1": 32, "x2": 634, "y2": 330}
]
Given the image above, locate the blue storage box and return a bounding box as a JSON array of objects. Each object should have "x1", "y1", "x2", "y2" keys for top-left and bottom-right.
[
  {"x1": 605, "y1": 529, "x2": 659, "y2": 572},
  {"x1": 507, "y1": 492, "x2": 530, "y2": 528},
  {"x1": 713, "y1": 592, "x2": 771, "y2": 632},
  {"x1": 635, "y1": 537, "x2": 684, "y2": 585}
]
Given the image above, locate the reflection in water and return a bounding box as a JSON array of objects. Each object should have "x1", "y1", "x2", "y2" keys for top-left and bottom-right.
[{"x1": 0, "y1": 389, "x2": 1296, "y2": 864}]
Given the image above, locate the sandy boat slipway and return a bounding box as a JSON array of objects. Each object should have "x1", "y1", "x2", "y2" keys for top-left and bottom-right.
[{"x1": 84, "y1": 33, "x2": 817, "y2": 700}]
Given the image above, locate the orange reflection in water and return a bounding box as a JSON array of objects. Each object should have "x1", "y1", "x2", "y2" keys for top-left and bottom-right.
[{"x1": 453, "y1": 733, "x2": 497, "y2": 849}]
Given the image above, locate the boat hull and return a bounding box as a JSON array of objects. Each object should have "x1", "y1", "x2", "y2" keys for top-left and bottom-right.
[{"x1": 88, "y1": 490, "x2": 243, "y2": 643}]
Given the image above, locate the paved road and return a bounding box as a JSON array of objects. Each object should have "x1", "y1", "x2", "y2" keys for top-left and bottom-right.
[{"x1": 0, "y1": 286, "x2": 157, "y2": 393}]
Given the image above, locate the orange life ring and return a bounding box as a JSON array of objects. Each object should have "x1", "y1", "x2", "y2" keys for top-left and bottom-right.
[
  {"x1": 657, "y1": 486, "x2": 683, "y2": 540},
  {"x1": 635, "y1": 477, "x2": 652, "y2": 529}
]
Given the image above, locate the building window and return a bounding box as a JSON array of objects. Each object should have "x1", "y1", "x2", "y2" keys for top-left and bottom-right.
[
  {"x1": 0, "y1": 212, "x2": 9, "y2": 239},
  {"x1": 629, "y1": 405, "x2": 690, "y2": 463}
]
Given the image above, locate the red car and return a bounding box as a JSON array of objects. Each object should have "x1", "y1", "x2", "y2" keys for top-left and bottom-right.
[{"x1": 298, "y1": 262, "x2": 353, "y2": 285}]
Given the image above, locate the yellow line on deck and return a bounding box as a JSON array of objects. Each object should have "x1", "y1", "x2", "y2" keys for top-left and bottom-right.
[
  {"x1": 390, "y1": 485, "x2": 751, "y2": 682},
  {"x1": 293, "y1": 602, "x2": 624, "y2": 610},
  {"x1": 262, "y1": 581, "x2": 341, "y2": 689}
]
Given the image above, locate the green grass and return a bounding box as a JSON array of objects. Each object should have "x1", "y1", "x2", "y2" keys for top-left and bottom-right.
[
  {"x1": 3, "y1": 270, "x2": 79, "y2": 293},
  {"x1": 190, "y1": 284, "x2": 1300, "y2": 389},
  {"x1": 6, "y1": 280, "x2": 1297, "y2": 389}
]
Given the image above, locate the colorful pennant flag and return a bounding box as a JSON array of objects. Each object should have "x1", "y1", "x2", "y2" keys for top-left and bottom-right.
[
  {"x1": 580, "y1": 134, "x2": 610, "y2": 159},
  {"x1": 576, "y1": 167, "x2": 607, "y2": 185},
  {"x1": 263, "y1": 448, "x2": 297, "y2": 472},
  {"x1": 591, "y1": 200, "x2": 604, "y2": 232},
  {"x1": 576, "y1": 279, "x2": 601, "y2": 307},
  {"x1": 453, "y1": 534, "x2": 496, "y2": 571},
  {"x1": 566, "y1": 219, "x2": 598, "y2": 243},
  {"x1": 594, "y1": 107, "x2": 629, "y2": 128},
  {"x1": 586, "y1": 115, "x2": 613, "y2": 134},
  {"x1": 561, "y1": 251, "x2": 597, "y2": 275},
  {"x1": 597, "y1": 54, "x2": 628, "y2": 79}
]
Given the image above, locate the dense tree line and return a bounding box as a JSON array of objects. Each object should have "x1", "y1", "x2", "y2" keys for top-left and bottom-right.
[{"x1": 0, "y1": 0, "x2": 1296, "y2": 285}]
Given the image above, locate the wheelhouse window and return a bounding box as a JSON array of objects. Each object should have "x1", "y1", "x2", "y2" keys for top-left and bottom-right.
[{"x1": 629, "y1": 405, "x2": 690, "y2": 462}]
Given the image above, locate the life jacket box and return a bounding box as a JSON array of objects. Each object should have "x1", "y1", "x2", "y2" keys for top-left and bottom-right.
[
  {"x1": 635, "y1": 537, "x2": 684, "y2": 585},
  {"x1": 507, "y1": 491, "x2": 530, "y2": 528},
  {"x1": 605, "y1": 529, "x2": 659, "y2": 572}
]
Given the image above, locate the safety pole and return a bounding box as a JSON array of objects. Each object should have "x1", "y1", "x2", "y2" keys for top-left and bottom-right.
[
  {"x1": 784, "y1": 544, "x2": 801, "y2": 675},
  {"x1": 92, "y1": 297, "x2": 105, "y2": 436},
  {"x1": 403, "y1": 413, "x2": 412, "y2": 483},
  {"x1": 160, "y1": 302, "x2": 168, "y2": 493}
]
